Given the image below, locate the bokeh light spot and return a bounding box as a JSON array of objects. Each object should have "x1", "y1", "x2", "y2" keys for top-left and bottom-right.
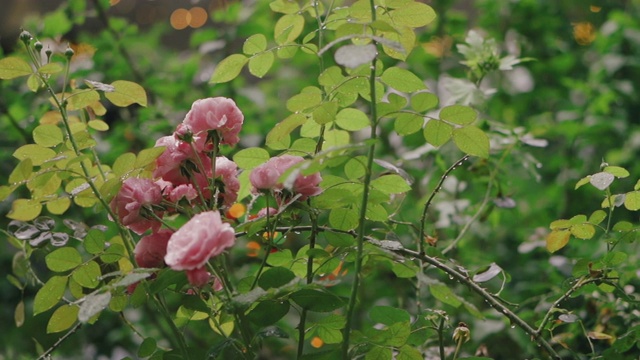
[
  {"x1": 573, "y1": 22, "x2": 596, "y2": 45},
  {"x1": 189, "y1": 7, "x2": 208, "y2": 28},
  {"x1": 170, "y1": 8, "x2": 190, "y2": 30}
]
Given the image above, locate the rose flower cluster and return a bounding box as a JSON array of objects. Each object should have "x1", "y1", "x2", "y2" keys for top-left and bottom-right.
[{"x1": 109, "y1": 97, "x2": 323, "y2": 287}]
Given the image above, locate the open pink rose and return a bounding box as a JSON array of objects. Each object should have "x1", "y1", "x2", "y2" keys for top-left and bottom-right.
[
  {"x1": 249, "y1": 155, "x2": 322, "y2": 200},
  {"x1": 213, "y1": 156, "x2": 240, "y2": 206},
  {"x1": 183, "y1": 97, "x2": 244, "y2": 147},
  {"x1": 134, "y1": 229, "x2": 173, "y2": 268},
  {"x1": 164, "y1": 211, "x2": 235, "y2": 271},
  {"x1": 110, "y1": 177, "x2": 163, "y2": 235}
]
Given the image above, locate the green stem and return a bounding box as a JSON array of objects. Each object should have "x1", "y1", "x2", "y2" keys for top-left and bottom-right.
[
  {"x1": 297, "y1": 210, "x2": 319, "y2": 359},
  {"x1": 153, "y1": 293, "x2": 191, "y2": 359},
  {"x1": 342, "y1": 2, "x2": 378, "y2": 356},
  {"x1": 437, "y1": 317, "x2": 446, "y2": 360}
]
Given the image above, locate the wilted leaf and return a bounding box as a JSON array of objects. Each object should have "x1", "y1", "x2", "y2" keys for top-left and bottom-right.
[
  {"x1": 472, "y1": 263, "x2": 502, "y2": 283},
  {"x1": 334, "y1": 44, "x2": 377, "y2": 69},
  {"x1": 78, "y1": 292, "x2": 111, "y2": 322},
  {"x1": 546, "y1": 229, "x2": 571, "y2": 253},
  {"x1": 589, "y1": 172, "x2": 614, "y2": 190}
]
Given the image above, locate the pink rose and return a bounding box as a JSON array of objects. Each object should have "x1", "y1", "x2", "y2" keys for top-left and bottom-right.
[
  {"x1": 110, "y1": 178, "x2": 163, "y2": 235},
  {"x1": 186, "y1": 267, "x2": 211, "y2": 287},
  {"x1": 168, "y1": 184, "x2": 198, "y2": 203},
  {"x1": 213, "y1": 156, "x2": 240, "y2": 206},
  {"x1": 249, "y1": 155, "x2": 322, "y2": 200},
  {"x1": 134, "y1": 229, "x2": 173, "y2": 268},
  {"x1": 164, "y1": 211, "x2": 235, "y2": 271},
  {"x1": 183, "y1": 97, "x2": 244, "y2": 147}
]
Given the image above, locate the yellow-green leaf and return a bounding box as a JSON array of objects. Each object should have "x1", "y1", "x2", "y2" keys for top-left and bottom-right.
[
  {"x1": 46, "y1": 197, "x2": 71, "y2": 215},
  {"x1": 440, "y1": 105, "x2": 477, "y2": 125},
  {"x1": 0, "y1": 57, "x2": 32, "y2": 79},
  {"x1": 624, "y1": 191, "x2": 640, "y2": 211},
  {"x1": 67, "y1": 90, "x2": 100, "y2": 110},
  {"x1": 7, "y1": 199, "x2": 42, "y2": 221},
  {"x1": 243, "y1": 34, "x2": 267, "y2": 55},
  {"x1": 38, "y1": 63, "x2": 63, "y2": 75},
  {"x1": 13, "y1": 144, "x2": 57, "y2": 166},
  {"x1": 72, "y1": 261, "x2": 101, "y2": 289},
  {"x1": 570, "y1": 223, "x2": 595, "y2": 240},
  {"x1": 105, "y1": 80, "x2": 147, "y2": 107},
  {"x1": 452, "y1": 126, "x2": 489, "y2": 158},
  {"x1": 210, "y1": 54, "x2": 248, "y2": 84},
  {"x1": 424, "y1": 119, "x2": 452, "y2": 146},
  {"x1": 14, "y1": 301, "x2": 25, "y2": 327},
  {"x1": 410, "y1": 92, "x2": 439, "y2": 112},
  {"x1": 394, "y1": 113, "x2": 423, "y2": 136},
  {"x1": 34, "y1": 275, "x2": 67, "y2": 315},
  {"x1": 335, "y1": 108, "x2": 370, "y2": 131},
  {"x1": 312, "y1": 101, "x2": 338, "y2": 125},
  {"x1": 47, "y1": 305, "x2": 78, "y2": 333},
  {"x1": 233, "y1": 147, "x2": 270, "y2": 169},
  {"x1": 248, "y1": 51, "x2": 274, "y2": 78},
  {"x1": 135, "y1": 147, "x2": 166, "y2": 168},
  {"x1": 265, "y1": 113, "x2": 307, "y2": 150},
  {"x1": 381, "y1": 67, "x2": 426, "y2": 93},
  {"x1": 9, "y1": 159, "x2": 33, "y2": 184},
  {"x1": 45, "y1": 247, "x2": 83, "y2": 272},
  {"x1": 546, "y1": 229, "x2": 571, "y2": 253},
  {"x1": 389, "y1": 2, "x2": 436, "y2": 28},
  {"x1": 88, "y1": 119, "x2": 109, "y2": 131},
  {"x1": 274, "y1": 14, "x2": 305, "y2": 44},
  {"x1": 33, "y1": 124, "x2": 64, "y2": 147}
]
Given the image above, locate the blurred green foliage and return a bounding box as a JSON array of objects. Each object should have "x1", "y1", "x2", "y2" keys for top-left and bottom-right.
[{"x1": 1, "y1": 0, "x2": 639, "y2": 358}]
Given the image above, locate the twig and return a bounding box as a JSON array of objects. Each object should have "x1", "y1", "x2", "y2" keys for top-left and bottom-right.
[{"x1": 37, "y1": 323, "x2": 82, "y2": 360}]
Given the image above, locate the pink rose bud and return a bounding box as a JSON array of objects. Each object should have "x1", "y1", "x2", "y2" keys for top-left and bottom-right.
[
  {"x1": 249, "y1": 164, "x2": 280, "y2": 190},
  {"x1": 164, "y1": 211, "x2": 235, "y2": 271},
  {"x1": 186, "y1": 267, "x2": 211, "y2": 287},
  {"x1": 134, "y1": 229, "x2": 173, "y2": 268}
]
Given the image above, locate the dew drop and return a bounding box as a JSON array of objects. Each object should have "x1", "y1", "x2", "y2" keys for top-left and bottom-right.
[
  {"x1": 510, "y1": 325, "x2": 516, "y2": 329},
  {"x1": 448, "y1": 275, "x2": 454, "y2": 280}
]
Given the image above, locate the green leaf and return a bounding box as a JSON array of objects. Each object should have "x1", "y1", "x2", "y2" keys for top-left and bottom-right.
[
  {"x1": 269, "y1": 0, "x2": 300, "y2": 14},
  {"x1": 210, "y1": 54, "x2": 248, "y2": 84},
  {"x1": 46, "y1": 197, "x2": 71, "y2": 215},
  {"x1": 380, "y1": 67, "x2": 426, "y2": 93},
  {"x1": 13, "y1": 144, "x2": 57, "y2": 166},
  {"x1": 38, "y1": 63, "x2": 63, "y2": 75},
  {"x1": 105, "y1": 80, "x2": 147, "y2": 107},
  {"x1": 0, "y1": 57, "x2": 32, "y2": 79},
  {"x1": 570, "y1": 224, "x2": 595, "y2": 240},
  {"x1": 7, "y1": 199, "x2": 42, "y2": 221},
  {"x1": 274, "y1": 14, "x2": 305, "y2": 44},
  {"x1": 88, "y1": 120, "x2": 109, "y2": 131},
  {"x1": 452, "y1": 126, "x2": 489, "y2": 158},
  {"x1": 33, "y1": 124, "x2": 64, "y2": 148},
  {"x1": 14, "y1": 300, "x2": 25, "y2": 327},
  {"x1": 136, "y1": 147, "x2": 166, "y2": 168},
  {"x1": 9, "y1": 159, "x2": 33, "y2": 184},
  {"x1": 313, "y1": 101, "x2": 338, "y2": 125},
  {"x1": 335, "y1": 108, "x2": 370, "y2": 131},
  {"x1": 138, "y1": 337, "x2": 157, "y2": 358},
  {"x1": 287, "y1": 88, "x2": 323, "y2": 112},
  {"x1": 78, "y1": 291, "x2": 111, "y2": 322},
  {"x1": 234, "y1": 148, "x2": 270, "y2": 169},
  {"x1": 290, "y1": 289, "x2": 346, "y2": 312},
  {"x1": 248, "y1": 51, "x2": 274, "y2": 78},
  {"x1": 365, "y1": 346, "x2": 392, "y2": 360},
  {"x1": 603, "y1": 166, "x2": 629, "y2": 178},
  {"x1": 329, "y1": 207, "x2": 359, "y2": 231},
  {"x1": 47, "y1": 305, "x2": 78, "y2": 333},
  {"x1": 344, "y1": 156, "x2": 367, "y2": 180},
  {"x1": 258, "y1": 267, "x2": 295, "y2": 289},
  {"x1": 266, "y1": 113, "x2": 307, "y2": 150},
  {"x1": 246, "y1": 300, "x2": 290, "y2": 326},
  {"x1": 429, "y1": 283, "x2": 462, "y2": 307},
  {"x1": 34, "y1": 276, "x2": 67, "y2": 315},
  {"x1": 397, "y1": 345, "x2": 423, "y2": 360},
  {"x1": 440, "y1": 105, "x2": 477, "y2": 125},
  {"x1": 575, "y1": 176, "x2": 590, "y2": 190},
  {"x1": 546, "y1": 229, "x2": 571, "y2": 253},
  {"x1": 317, "y1": 327, "x2": 343, "y2": 344},
  {"x1": 66, "y1": 90, "x2": 100, "y2": 111},
  {"x1": 394, "y1": 113, "x2": 423, "y2": 136},
  {"x1": 624, "y1": 191, "x2": 640, "y2": 211},
  {"x1": 410, "y1": 92, "x2": 438, "y2": 112},
  {"x1": 603, "y1": 251, "x2": 627, "y2": 266},
  {"x1": 588, "y1": 210, "x2": 607, "y2": 225},
  {"x1": 72, "y1": 261, "x2": 101, "y2": 289},
  {"x1": 370, "y1": 306, "x2": 410, "y2": 326},
  {"x1": 389, "y1": 2, "x2": 436, "y2": 28},
  {"x1": 113, "y1": 152, "x2": 136, "y2": 177},
  {"x1": 424, "y1": 119, "x2": 453, "y2": 146},
  {"x1": 45, "y1": 247, "x2": 83, "y2": 272},
  {"x1": 243, "y1": 34, "x2": 267, "y2": 55},
  {"x1": 371, "y1": 174, "x2": 411, "y2": 194},
  {"x1": 27, "y1": 73, "x2": 42, "y2": 92},
  {"x1": 84, "y1": 229, "x2": 105, "y2": 255}
]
